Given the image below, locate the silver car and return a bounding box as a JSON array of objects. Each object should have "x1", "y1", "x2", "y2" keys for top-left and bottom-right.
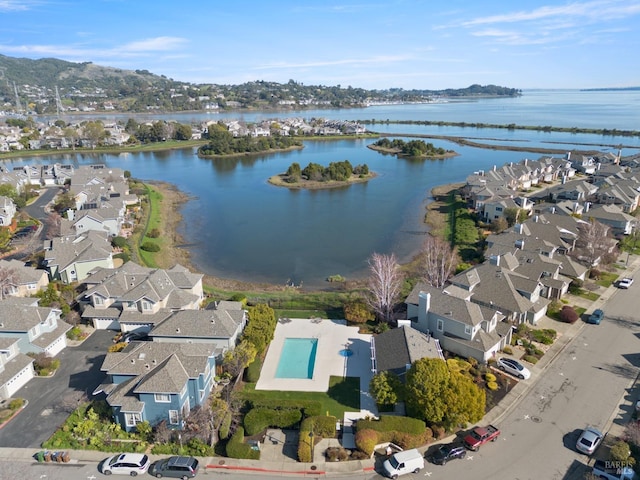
[
  {"x1": 100, "y1": 453, "x2": 150, "y2": 476},
  {"x1": 576, "y1": 427, "x2": 604, "y2": 455},
  {"x1": 497, "y1": 357, "x2": 531, "y2": 380}
]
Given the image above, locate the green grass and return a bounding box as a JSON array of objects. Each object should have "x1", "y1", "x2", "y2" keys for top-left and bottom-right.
[
  {"x1": 575, "y1": 290, "x2": 600, "y2": 301},
  {"x1": 595, "y1": 271, "x2": 619, "y2": 288},
  {"x1": 239, "y1": 376, "x2": 360, "y2": 418},
  {"x1": 136, "y1": 185, "x2": 164, "y2": 268}
]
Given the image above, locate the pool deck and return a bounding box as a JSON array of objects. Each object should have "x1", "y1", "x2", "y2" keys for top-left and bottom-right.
[{"x1": 256, "y1": 318, "x2": 374, "y2": 395}]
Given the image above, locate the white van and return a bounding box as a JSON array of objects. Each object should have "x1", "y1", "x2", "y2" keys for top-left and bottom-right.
[{"x1": 382, "y1": 448, "x2": 424, "y2": 479}]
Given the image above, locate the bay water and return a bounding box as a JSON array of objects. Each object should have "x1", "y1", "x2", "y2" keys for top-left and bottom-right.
[{"x1": 15, "y1": 90, "x2": 640, "y2": 287}]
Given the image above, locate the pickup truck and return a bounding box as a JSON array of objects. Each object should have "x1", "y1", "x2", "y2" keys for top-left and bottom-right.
[
  {"x1": 592, "y1": 459, "x2": 637, "y2": 480},
  {"x1": 463, "y1": 425, "x2": 500, "y2": 451}
]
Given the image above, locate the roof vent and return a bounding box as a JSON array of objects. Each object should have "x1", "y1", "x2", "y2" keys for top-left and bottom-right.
[
  {"x1": 145, "y1": 364, "x2": 150, "y2": 370},
  {"x1": 130, "y1": 359, "x2": 135, "y2": 364},
  {"x1": 176, "y1": 328, "x2": 180, "y2": 333}
]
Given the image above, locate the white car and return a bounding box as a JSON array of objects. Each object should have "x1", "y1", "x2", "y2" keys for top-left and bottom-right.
[
  {"x1": 617, "y1": 277, "x2": 634, "y2": 289},
  {"x1": 100, "y1": 453, "x2": 150, "y2": 476},
  {"x1": 497, "y1": 357, "x2": 531, "y2": 380},
  {"x1": 576, "y1": 427, "x2": 604, "y2": 455}
]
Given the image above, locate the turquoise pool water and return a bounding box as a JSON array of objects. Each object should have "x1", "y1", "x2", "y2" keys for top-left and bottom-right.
[{"x1": 275, "y1": 338, "x2": 318, "y2": 379}]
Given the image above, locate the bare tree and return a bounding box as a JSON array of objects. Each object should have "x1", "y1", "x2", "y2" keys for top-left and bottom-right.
[
  {"x1": 422, "y1": 236, "x2": 458, "y2": 288},
  {"x1": 366, "y1": 252, "x2": 403, "y2": 323},
  {"x1": 44, "y1": 212, "x2": 62, "y2": 239},
  {"x1": 0, "y1": 266, "x2": 18, "y2": 300},
  {"x1": 572, "y1": 219, "x2": 613, "y2": 267},
  {"x1": 57, "y1": 391, "x2": 88, "y2": 414}
]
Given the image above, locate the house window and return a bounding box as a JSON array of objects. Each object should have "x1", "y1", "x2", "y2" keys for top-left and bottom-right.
[
  {"x1": 27, "y1": 284, "x2": 36, "y2": 290},
  {"x1": 169, "y1": 410, "x2": 180, "y2": 425},
  {"x1": 465, "y1": 325, "x2": 472, "y2": 335},
  {"x1": 154, "y1": 393, "x2": 170, "y2": 403},
  {"x1": 142, "y1": 301, "x2": 152, "y2": 311},
  {"x1": 495, "y1": 207, "x2": 503, "y2": 212},
  {"x1": 437, "y1": 319, "x2": 444, "y2": 332},
  {"x1": 94, "y1": 295, "x2": 104, "y2": 305},
  {"x1": 125, "y1": 413, "x2": 142, "y2": 427}
]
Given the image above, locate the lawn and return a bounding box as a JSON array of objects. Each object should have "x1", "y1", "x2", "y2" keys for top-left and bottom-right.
[{"x1": 239, "y1": 376, "x2": 360, "y2": 419}]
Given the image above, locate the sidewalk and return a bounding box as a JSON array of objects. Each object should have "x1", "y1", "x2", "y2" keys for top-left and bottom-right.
[{"x1": 2, "y1": 255, "x2": 639, "y2": 476}]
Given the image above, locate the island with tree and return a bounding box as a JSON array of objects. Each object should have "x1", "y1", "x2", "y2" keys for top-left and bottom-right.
[
  {"x1": 368, "y1": 138, "x2": 457, "y2": 159},
  {"x1": 268, "y1": 160, "x2": 375, "y2": 189}
]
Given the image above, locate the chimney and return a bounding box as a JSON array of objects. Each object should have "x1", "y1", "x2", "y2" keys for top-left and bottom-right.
[
  {"x1": 534, "y1": 215, "x2": 539, "y2": 223},
  {"x1": 489, "y1": 254, "x2": 501, "y2": 266},
  {"x1": 418, "y1": 291, "x2": 431, "y2": 316},
  {"x1": 524, "y1": 158, "x2": 528, "y2": 166},
  {"x1": 574, "y1": 202, "x2": 580, "y2": 212},
  {"x1": 567, "y1": 152, "x2": 571, "y2": 160},
  {"x1": 493, "y1": 165, "x2": 497, "y2": 172},
  {"x1": 515, "y1": 223, "x2": 524, "y2": 234}
]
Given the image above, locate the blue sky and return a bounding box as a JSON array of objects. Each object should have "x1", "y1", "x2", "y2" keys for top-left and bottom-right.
[{"x1": 1, "y1": 0, "x2": 639, "y2": 90}]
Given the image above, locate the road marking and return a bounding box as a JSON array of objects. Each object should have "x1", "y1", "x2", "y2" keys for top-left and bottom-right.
[
  {"x1": 559, "y1": 372, "x2": 564, "y2": 376},
  {"x1": 572, "y1": 356, "x2": 577, "y2": 360},
  {"x1": 525, "y1": 414, "x2": 530, "y2": 419},
  {"x1": 540, "y1": 395, "x2": 545, "y2": 400},
  {"x1": 424, "y1": 472, "x2": 432, "y2": 477},
  {"x1": 87, "y1": 476, "x2": 96, "y2": 480},
  {"x1": 466, "y1": 455, "x2": 474, "y2": 460}
]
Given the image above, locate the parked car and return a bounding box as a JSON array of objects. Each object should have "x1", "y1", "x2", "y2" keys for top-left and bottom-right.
[
  {"x1": 576, "y1": 427, "x2": 604, "y2": 455},
  {"x1": 588, "y1": 309, "x2": 605, "y2": 325},
  {"x1": 592, "y1": 458, "x2": 638, "y2": 479},
  {"x1": 497, "y1": 357, "x2": 531, "y2": 380},
  {"x1": 617, "y1": 278, "x2": 634, "y2": 289},
  {"x1": 121, "y1": 331, "x2": 149, "y2": 343},
  {"x1": 463, "y1": 425, "x2": 500, "y2": 451},
  {"x1": 100, "y1": 453, "x2": 150, "y2": 476},
  {"x1": 150, "y1": 456, "x2": 199, "y2": 479},
  {"x1": 382, "y1": 449, "x2": 424, "y2": 478},
  {"x1": 429, "y1": 442, "x2": 466, "y2": 465}
]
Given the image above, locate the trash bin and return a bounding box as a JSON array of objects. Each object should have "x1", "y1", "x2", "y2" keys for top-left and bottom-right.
[
  {"x1": 44, "y1": 451, "x2": 52, "y2": 462},
  {"x1": 36, "y1": 451, "x2": 44, "y2": 463}
]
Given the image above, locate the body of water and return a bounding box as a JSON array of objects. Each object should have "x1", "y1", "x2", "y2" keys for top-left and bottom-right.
[{"x1": 15, "y1": 90, "x2": 640, "y2": 287}]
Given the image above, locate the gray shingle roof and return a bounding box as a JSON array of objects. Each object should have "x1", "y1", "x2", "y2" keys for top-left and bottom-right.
[
  {"x1": 374, "y1": 326, "x2": 442, "y2": 376},
  {"x1": 150, "y1": 309, "x2": 243, "y2": 339}
]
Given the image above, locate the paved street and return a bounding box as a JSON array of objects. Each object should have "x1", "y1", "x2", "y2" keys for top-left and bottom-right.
[{"x1": 0, "y1": 330, "x2": 111, "y2": 448}]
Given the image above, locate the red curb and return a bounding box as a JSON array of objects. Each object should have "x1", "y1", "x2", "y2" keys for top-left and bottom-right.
[
  {"x1": 207, "y1": 464, "x2": 326, "y2": 475},
  {"x1": 363, "y1": 466, "x2": 376, "y2": 471}
]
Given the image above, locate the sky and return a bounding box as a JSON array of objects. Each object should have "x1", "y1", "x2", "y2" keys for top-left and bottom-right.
[{"x1": 1, "y1": 0, "x2": 639, "y2": 90}]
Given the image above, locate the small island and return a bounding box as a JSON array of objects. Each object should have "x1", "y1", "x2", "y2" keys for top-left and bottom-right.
[
  {"x1": 268, "y1": 160, "x2": 376, "y2": 190},
  {"x1": 368, "y1": 138, "x2": 458, "y2": 159}
]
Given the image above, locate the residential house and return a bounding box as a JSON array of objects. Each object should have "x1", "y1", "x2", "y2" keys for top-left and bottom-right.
[
  {"x1": 0, "y1": 297, "x2": 72, "y2": 357},
  {"x1": 43, "y1": 230, "x2": 114, "y2": 284},
  {"x1": 0, "y1": 259, "x2": 49, "y2": 298},
  {"x1": 149, "y1": 301, "x2": 247, "y2": 352},
  {"x1": 403, "y1": 283, "x2": 512, "y2": 363},
  {"x1": 95, "y1": 342, "x2": 216, "y2": 432},
  {"x1": 372, "y1": 324, "x2": 443, "y2": 379},
  {"x1": 78, "y1": 263, "x2": 204, "y2": 331},
  {"x1": 0, "y1": 196, "x2": 16, "y2": 227},
  {"x1": 0, "y1": 337, "x2": 35, "y2": 400},
  {"x1": 447, "y1": 253, "x2": 550, "y2": 325},
  {"x1": 584, "y1": 204, "x2": 636, "y2": 236}
]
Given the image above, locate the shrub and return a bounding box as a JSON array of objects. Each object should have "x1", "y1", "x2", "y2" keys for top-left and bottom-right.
[
  {"x1": 219, "y1": 411, "x2": 232, "y2": 440},
  {"x1": 140, "y1": 241, "x2": 160, "y2": 252},
  {"x1": 147, "y1": 228, "x2": 161, "y2": 238},
  {"x1": 66, "y1": 326, "x2": 84, "y2": 340},
  {"x1": 325, "y1": 446, "x2": 351, "y2": 461},
  {"x1": 502, "y1": 346, "x2": 513, "y2": 355},
  {"x1": 114, "y1": 252, "x2": 130, "y2": 263},
  {"x1": 226, "y1": 427, "x2": 260, "y2": 460},
  {"x1": 485, "y1": 373, "x2": 496, "y2": 383},
  {"x1": 610, "y1": 440, "x2": 632, "y2": 463},
  {"x1": 559, "y1": 306, "x2": 579, "y2": 324},
  {"x1": 354, "y1": 428, "x2": 378, "y2": 455},
  {"x1": 108, "y1": 342, "x2": 127, "y2": 353},
  {"x1": 432, "y1": 425, "x2": 446, "y2": 440},
  {"x1": 9, "y1": 398, "x2": 24, "y2": 410},
  {"x1": 568, "y1": 279, "x2": 583, "y2": 294},
  {"x1": 531, "y1": 329, "x2": 556, "y2": 345},
  {"x1": 111, "y1": 236, "x2": 127, "y2": 248},
  {"x1": 327, "y1": 274, "x2": 345, "y2": 283},
  {"x1": 522, "y1": 355, "x2": 539, "y2": 364},
  {"x1": 243, "y1": 407, "x2": 302, "y2": 436},
  {"x1": 245, "y1": 356, "x2": 262, "y2": 383},
  {"x1": 486, "y1": 381, "x2": 499, "y2": 391},
  {"x1": 589, "y1": 269, "x2": 601, "y2": 280}
]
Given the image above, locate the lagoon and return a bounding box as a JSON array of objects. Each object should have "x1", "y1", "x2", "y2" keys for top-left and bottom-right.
[{"x1": 15, "y1": 90, "x2": 640, "y2": 287}]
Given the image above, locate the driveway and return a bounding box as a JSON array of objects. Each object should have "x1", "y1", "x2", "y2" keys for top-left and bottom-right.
[{"x1": 0, "y1": 330, "x2": 112, "y2": 448}]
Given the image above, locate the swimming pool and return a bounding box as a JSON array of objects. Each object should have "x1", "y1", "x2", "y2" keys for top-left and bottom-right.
[{"x1": 275, "y1": 338, "x2": 318, "y2": 379}]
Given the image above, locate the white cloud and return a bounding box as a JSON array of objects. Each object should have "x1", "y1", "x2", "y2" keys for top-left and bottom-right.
[
  {"x1": 462, "y1": 0, "x2": 640, "y2": 26},
  {"x1": 0, "y1": 0, "x2": 41, "y2": 11},
  {"x1": 253, "y1": 54, "x2": 412, "y2": 70},
  {"x1": 120, "y1": 37, "x2": 187, "y2": 53}
]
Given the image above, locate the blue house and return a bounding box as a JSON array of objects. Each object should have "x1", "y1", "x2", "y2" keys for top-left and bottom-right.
[{"x1": 95, "y1": 342, "x2": 217, "y2": 432}]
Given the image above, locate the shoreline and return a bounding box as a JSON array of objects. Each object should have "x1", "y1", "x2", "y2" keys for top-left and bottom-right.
[
  {"x1": 367, "y1": 144, "x2": 459, "y2": 159},
  {"x1": 267, "y1": 172, "x2": 377, "y2": 190}
]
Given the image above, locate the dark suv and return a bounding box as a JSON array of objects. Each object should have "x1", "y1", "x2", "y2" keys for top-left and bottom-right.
[
  {"x1": 150, "y1": 456, "x2": 199, "y2": 479},
  {"x1": 429, "y1": 443, "x2": 466, "y2": 465}
]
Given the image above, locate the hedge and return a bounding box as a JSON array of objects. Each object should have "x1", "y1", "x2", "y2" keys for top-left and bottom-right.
[
  {"x1": 226, "y1": 427, "x2": 260, "y2": 460},
  {"x1": 219, "y1": 411, "x2": 232, "y2": 440},
  {"x1": 245, "y1": 356, "x2": 262, "y2": 383},
  {"x1": 244, "y1": 407, "x2": 302, "y2": 436},
  {"x1": 247, "y1": 399, "x2": 322, "y2": 417},
  {"x1": 356, "y1": 415, "x2": 426, "y2": 435}
]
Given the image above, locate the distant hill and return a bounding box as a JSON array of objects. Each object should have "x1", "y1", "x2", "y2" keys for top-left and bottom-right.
[
  {"x1": 580, "y1": 86, "x2": 640, "y2": 92},
  {"x1": 0, "y1": 54, "x2": 521, "y2": 114}
]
